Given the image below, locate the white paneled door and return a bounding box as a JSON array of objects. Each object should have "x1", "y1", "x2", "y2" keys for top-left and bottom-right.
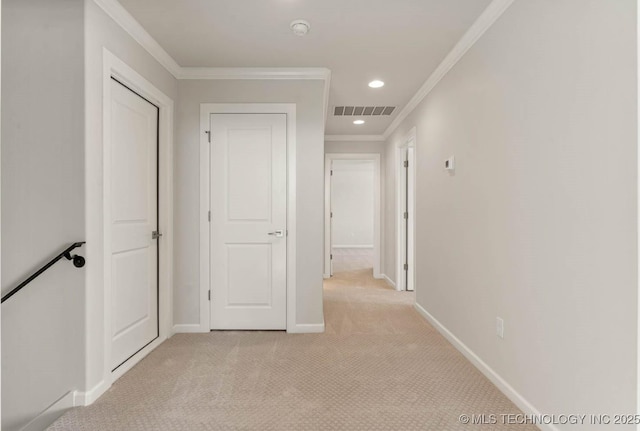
[
  {"x1": 209, "y1": 114, "x2": 287, "y2": 330},
  {"x1": 109, "y1": 78, "x2": 159, "y2": 370}
]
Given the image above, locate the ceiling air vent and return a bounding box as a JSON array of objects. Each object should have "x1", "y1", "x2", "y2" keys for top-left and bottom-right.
[{"x1": 333, "y1": 106, "x2": 396, "y2": 116}]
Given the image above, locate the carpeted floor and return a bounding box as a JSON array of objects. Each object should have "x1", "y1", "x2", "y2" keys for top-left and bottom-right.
[{"x1": 49, "y1": 269, "x2": 535, "y2": 431}]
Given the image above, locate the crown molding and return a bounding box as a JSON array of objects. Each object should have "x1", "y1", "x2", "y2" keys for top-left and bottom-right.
[
  {"x1": 93, "y1": 0, "x2": 332, "y2": 123},
  {"x1": 93, "y1": 0, "x2": 330, "y2": 82},
  {"x1": 382, "y1": 0, "x2": 515, "y2": 139},
  {"x1": 178, "y1": 67, "x2": 331, "y2": 80},
  {"x1": 94, "y1": 0, "x2": 512, "y2": 133},
  {"x1": 93, "y1": 0, "x2": 182, "y2": 78},
  {"x1": 325, "y1": 135, "x2": 386, "y2": 142},
  {"x1": 178, "y1": 67, "x2": 331, "y2": 123}
]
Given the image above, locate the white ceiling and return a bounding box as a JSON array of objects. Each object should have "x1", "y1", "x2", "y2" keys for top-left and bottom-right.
[{"x1": 118, "y1": 0, "x2": 492, "y2": 135}]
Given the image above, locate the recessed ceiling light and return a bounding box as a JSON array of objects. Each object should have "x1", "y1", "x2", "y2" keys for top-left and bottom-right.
[
  {"x1": 353, "y1": 120, "x2": 365, "y2": 125},
  {"x1": 368, "y1": 80, "x2": 385, "y2": 88},
  {"x1": 290, "y1": 19, "x2": 311, "y2": 36}
]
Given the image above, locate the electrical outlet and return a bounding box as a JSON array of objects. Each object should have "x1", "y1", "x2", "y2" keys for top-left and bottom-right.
[{"x1": 496, "y1": 317, "x2": 504, "y2": 339}]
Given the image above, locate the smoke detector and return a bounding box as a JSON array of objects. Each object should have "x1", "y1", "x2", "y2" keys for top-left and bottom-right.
[{"x1": 290, "y1": 19, "x2": 310, "y2": 36}]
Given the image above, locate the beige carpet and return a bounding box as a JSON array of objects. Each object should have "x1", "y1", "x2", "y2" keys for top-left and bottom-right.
[{"x1": 49, "y1": 269, "x2": 535, "y2": 430}]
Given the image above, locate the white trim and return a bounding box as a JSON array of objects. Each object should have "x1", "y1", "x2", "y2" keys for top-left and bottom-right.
[
  {"x1": 332, "y1": 245, "x2": 374, "y2": 249},
  {"x1": 94, "y1": 49, "x2": 174, "y2": 399},
  {"x1": 91, "y1": 0, "x2": 511, "y2": 142},
  {"x1": 324, "y1": 157, "x2": 333, "y2": 277},
  {"x1": 323, "y1": 71, "x2": 332, "y2": 126},
  {"x1": 182, "y1": 67, "x2": 331, "y2": 124},
  {"x1": 20, "y1": 391, "x2": 74, "y2": 431},
  {"x1": 325, "y1": 135, "x2": 386, "y2": 142},
  {"x1": 0, "y1": 0, "x2": 3, "y2": 423},
  {"x1": 323, "y1": 273, "x2": 331, "y2": 279},
  {"x1": 200, "y1": 104, "x2": 298, "y2": 333},
  {"x1": 92, "y1": 0, "x2": 181, "y2": 77},
  {"x1": 381, "y1": 274, "x2": 396, "y2": 288},
  {"x1": 324, "y1": 153, "x2": 382, "y2": 279},
  {"x1": 91, "y1": 1, "x2": 332, "y2": 125},
  {"x1": 286, "y1": 321, "x2": 325, "y2": 334},
  {"x1": 180, "y1": 69, "x2": 330, "y2": 126},
  {"x1": 413, "y1": 302, "x2": 557, "y2": 431},
  {"x1": 383, "y1": 0, "x2": 515, "y2": 139},
  {"x1": 637, "y1": 0, "x2": 640, "y2": 425},
  {"x1": 73, "y1": 379, "x2": 109, "y2": 406},
  {"x1": 172, "y1": 324, "x2": 204, "y2": 334},
  {"x1": 178, "y1": 67, "x2": 330, "y2": 80},
  {"x1": 395, "y1": 129, "x2": 416, "y2": 292}
]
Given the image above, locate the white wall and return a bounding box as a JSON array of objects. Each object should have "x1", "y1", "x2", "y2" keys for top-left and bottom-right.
[
  {"x1": 84, "y1": 0, "x2": 178, "y2": 399},
  {"x1": 2, "y1": 0, "x2": 85, "y2": 431},
  {"x1": 324, "y1": 140, "x2": 385, "y2": 155},
  {"x1": 385, "y1": 0, "x2": 637, "y2": 426},
  {"x1": 331, "y1": 160, "x2": 374, "y2": 247},
  {"x1": 1, "y1": 1, "x2": 85, "y2": 429},
  {"x1": 174, "y1": 79, "x2": 325, "y2": 327}
]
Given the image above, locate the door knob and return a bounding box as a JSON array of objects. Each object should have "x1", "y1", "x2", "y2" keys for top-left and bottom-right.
[{"x1": 268, "y1": 230, "x2": 284, "y2": 238}]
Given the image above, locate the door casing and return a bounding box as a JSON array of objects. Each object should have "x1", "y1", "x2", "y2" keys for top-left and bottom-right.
[
  {"x1": 396, "y1": 127, "x2": 416, "y2": 292},
  {"x1": 82, "y1": 50, "x2": 174, "y2": 405},
  {"x1": 199, "y1": 104, "x2": 299, "y2": 333},
  {"x1": 324, "y1": 153, "x2": 382, "y2": 279}
]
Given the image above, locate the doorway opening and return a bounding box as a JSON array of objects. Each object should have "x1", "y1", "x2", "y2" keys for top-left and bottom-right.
[{"x1": 324, "y1": 153, "x2": 381, "y2": 279}]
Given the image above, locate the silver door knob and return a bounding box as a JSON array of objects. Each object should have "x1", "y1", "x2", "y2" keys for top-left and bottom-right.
[{"x1": 268, "y1": 230, "x2": 284, "y2": 238}]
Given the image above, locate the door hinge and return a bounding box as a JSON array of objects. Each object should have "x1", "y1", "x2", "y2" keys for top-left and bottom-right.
[
  {"x1": 331, "y1": 254, "x2": 333, "y2": 260},
  {"x1": 404, "y1": 212, "x2": 408, "y2": 220},
  {"x1": 208, "y1": 211, "x2": 211, "y2": 222},
  {"x1": 152, "y1": 231, "x2": 163, "y2": 240},
  {"x1": 205, "y1": 130, "x2": 211, "y2": 143},
  {"x1": 404, "y1": 263, "x2": 408, "y2": 271},
  {"x1": 330, "y1": 170, "x2": 333, "y2": 176},
  {"x1": 330, "y1": 211, "x2": 333, "y2": 218},
  {"x1": 404, "y1": 160, "x2": 409, "y2": 168},
  {"x1": 208, "y1": 290, "x2": 211, "y2": 301}
]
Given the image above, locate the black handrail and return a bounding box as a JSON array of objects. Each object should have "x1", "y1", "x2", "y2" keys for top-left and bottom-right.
[{"x1": 1, "y1": 242, "x2": 86, "y2": 304}]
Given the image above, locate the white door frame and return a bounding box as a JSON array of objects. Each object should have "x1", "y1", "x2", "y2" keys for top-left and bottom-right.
[
  {"x1": 396, "y1": 128, "x2": 416, "y2": 292},
  {"x1": 199, "y1": 104, "x2": 297, "y2": 333},
  {"x1": 101, "y1": 50, "x2": 174, "y2": 385},
  {"x1": 324, "y1": 153, "x2": 382, "y2": 279}
]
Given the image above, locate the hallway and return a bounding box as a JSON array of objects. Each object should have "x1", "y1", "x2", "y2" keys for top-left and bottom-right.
[
  {"x1": 49, "y1": 270, "x2": 534, "y2": 431},
  {"x1": 331, "y1": 248, "x2": 374, "y2": 273}
]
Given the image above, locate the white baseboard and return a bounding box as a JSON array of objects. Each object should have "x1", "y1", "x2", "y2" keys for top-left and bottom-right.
[
  {"x1": 21, "y1": 391, "x2": 75, "y2": 431},
  {"x1": 381, "y1": 274, "x2": 396, "y2": 288},
  {"x1": 287, "y1": 320, "x2": 325, "y2": 334},
  {"x1": 74, "y1": 379, "x2": 109, "y2": 406},
  {"x1": 332, "y1": 245, "x2": 374, "y2": 249},
  {"x1": 173, "y1": 323, "x2": 208, "y2": 334},
  {"x1": 413, "y1": 302, "x2": 555, "y2": 431}
]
